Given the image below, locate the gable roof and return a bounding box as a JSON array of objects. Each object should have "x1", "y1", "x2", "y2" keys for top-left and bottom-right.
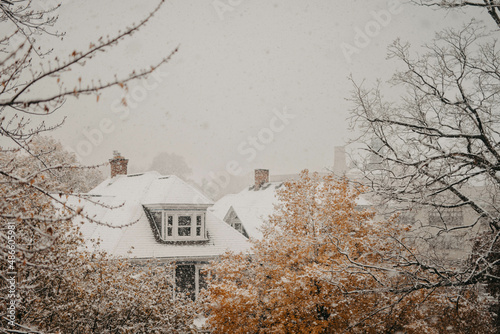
[
  {"x1": 69, "y1": 171, "x2": 250, "y2": 260},
  {"x1": 210, "y1": 182, "x2": 283, "y2": 240},
  {"x1": 89, "y1": 171, "x2": 213, "y2": 206},
  {"x1": 211, "y1": 176, "x2": 374, "y2": 240}
]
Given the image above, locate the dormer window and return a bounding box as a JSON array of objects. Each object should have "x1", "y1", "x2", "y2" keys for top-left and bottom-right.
[
  {"x1": 223, "y1": 206, "x2": 249, "y2": 238},
  {"x1": 145, "y1": 204, "x2": 210, "y2": 242},
  {"x1": 151, "y1": 211, "x2": 206, "y2": 241}
]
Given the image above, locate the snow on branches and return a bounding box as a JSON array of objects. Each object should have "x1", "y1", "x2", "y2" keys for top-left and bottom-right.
[{"x1": 203, "y1": 171, "x2": 493, "y2": 333}]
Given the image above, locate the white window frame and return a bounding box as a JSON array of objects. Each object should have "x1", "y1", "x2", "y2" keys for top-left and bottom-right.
[
  {"x1": 172, "y1": 263, "x2": 208, "y2": 301},
  {"x1": 224, "y1": 210, "x2": 246, "y2": 236},
  {"x1": 157, "y1": 211, "x2": 206, "y2": 241}
]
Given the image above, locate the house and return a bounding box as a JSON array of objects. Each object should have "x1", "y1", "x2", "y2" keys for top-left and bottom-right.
[
  {"x1": 350, "y1": 145, "x2": 487, "y2": 260},
  {"x1": 72, "y1": 151, "x2": 251, "y2": 299},
  {"x1": 210, "y1": 169, "x2": 280, "y2": 240},
  {"x1": 211, "y1": 165, "x2": 372, "y2": 240}
]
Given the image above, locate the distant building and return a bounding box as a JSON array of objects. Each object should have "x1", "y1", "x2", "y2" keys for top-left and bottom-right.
[
  {"x1": 210, "y1": 169, "x2": 281, "y2": 240},
  {"x1": 211, "y1": 166, "x2": 371, "y2": 240},
  {"x1": 71, "y1": 151, "x2": 250, "y2": 299}
]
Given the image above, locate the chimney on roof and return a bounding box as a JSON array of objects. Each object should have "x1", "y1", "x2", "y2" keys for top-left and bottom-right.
[
  {"x1": 254, "y1": 169, "x2": 269, "y2": 190},
  {"x1": 333, "y1": 146, "x2": 348, "y2": 175},
  {"x1": 109, "y1": 150, "x2": 128, "y2": 178}
]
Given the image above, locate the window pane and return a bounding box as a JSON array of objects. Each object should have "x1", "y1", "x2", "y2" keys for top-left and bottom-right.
[
  {"x1": 199, "y1": 267, "x2": 208, "y2": 291},
  {"x1": 196, "y1": 227, "x2": 201, "y2": 236},
  {"x1": 179, "y1": 216, "x2": 191, "y2": 226},
  {"x1": 167, "y1": 227, "x2": 172, "y2": 236},
  {"x1": 197, "y1": 215, "x2": 202, "y2": 225},
  {"x1": 176, "y1": 265, "x2": 196, "y2": 301},
  {"x1": 178, "y1": 227, "x2": 191, "y2": 236},
  {"x1": 167, "y1": 215, "x2": 173, "y2": 226}
]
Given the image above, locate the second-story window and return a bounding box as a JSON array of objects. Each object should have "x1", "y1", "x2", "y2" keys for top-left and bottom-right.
[
  {"x1": 151, "y1": 211, "x2": 206, "y2": 241},
  {"x1": 178, "y1": 215, "x2": 191, "y2": 236}
]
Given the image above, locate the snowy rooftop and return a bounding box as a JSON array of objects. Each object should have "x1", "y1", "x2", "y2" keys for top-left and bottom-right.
[
  {"x1": 210, "y1": 182, "x2": 283, "y2": 240},
  {"x1": 211, "y1": 177, "x2": 373, "y2": 240},
  {"x1": 68, "y1": 171, "x2": 251, "y2": 260}
]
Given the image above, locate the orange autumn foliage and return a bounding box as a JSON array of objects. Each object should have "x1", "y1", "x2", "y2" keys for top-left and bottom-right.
[{"x1": 204, "y1": 171, "x2": 493, "y2": 333}]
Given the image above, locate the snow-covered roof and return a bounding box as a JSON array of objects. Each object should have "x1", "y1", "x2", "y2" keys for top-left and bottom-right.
[
  {"x1": 355, "y1": 195, "x2": 372, "y2": 207},
  {"x1": 210, "y1": 178, "x2": 373, "y2": 240},
  {"x1": 210, "y1": 182, "x2": 282, "y2": 240},
  {"x1": 69, "y1": 171, "x2": 250, "y2": 260},
  {"x1": 88, "y1": 171, "x2": 212, "y2": 206}
]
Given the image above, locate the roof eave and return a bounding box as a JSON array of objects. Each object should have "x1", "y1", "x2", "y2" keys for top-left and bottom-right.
[{"x1": 143, "y1": 203, "x2": 212, "y2": 210}]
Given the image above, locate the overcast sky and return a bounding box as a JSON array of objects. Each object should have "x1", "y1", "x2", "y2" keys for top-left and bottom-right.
[{"x1": 40, "y1": 0, "x2": 489, "y2": 188}]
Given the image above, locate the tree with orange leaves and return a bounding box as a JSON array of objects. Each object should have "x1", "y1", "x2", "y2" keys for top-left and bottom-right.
[{"x1": 204, "y1": 171, "x2": 493, "y2": 333}]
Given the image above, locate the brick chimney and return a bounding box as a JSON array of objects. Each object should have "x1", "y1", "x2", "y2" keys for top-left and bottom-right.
[
  {"x1": 109, "y1": 150, "x2": 128, "y2": 178},
  {"x1": 333, "y1": 146, "x2": 348, "y2": 175},
  {"x1": 254, "y1": 169, "x2": 269, "y2": 190}
]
